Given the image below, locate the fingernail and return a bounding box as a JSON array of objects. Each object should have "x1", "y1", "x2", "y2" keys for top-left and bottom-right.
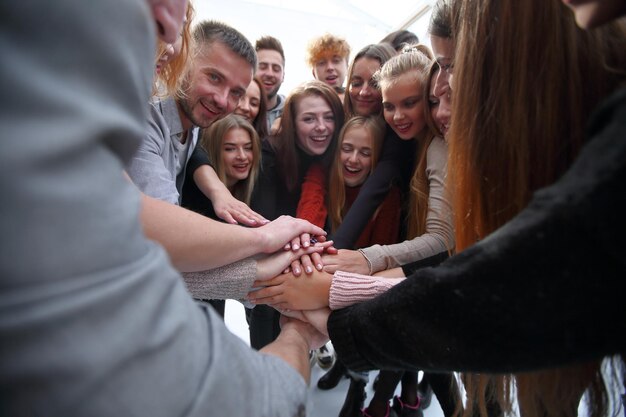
[
  {"x1": 294, "y1": 267, "x2": 301, "y2": 274},
  {"x1": 303, "y1": 241, "x2": 310, "y2": 248},
  {"x1": 306, "y1": 266, "x2": 312, "y2": 274},
  {"x1": 292, "y1": 244, "x2": 300, "y2": 250},
  {"x1": 317, "y1": 264, "x2": 323, "y2": 270}
]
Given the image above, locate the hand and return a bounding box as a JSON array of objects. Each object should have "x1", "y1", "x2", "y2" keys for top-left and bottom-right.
[
  {"x1": 256, "y1": 241, "x2": 333, "y2": 281},
  {"x1": 322, "y1": 249, "x2": 370, "y2": 274},
  {"x1": 212, "y1": 190, "x2": 267, "y2": 226},
  {"x1": 280, "y1": 314, "x2": 328, "y2": 350},
  {"x1": 257, "y1": 216, "x2": 327, "y2": 254},
  {"x1": 302, "y1": 308, "x2": 331, "y2": 339},
  {"x1": 247, "y1": 269, "x2": 332, "y2": 310}
]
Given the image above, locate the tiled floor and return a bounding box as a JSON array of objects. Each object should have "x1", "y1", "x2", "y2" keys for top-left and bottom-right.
[{"x1": 224, "y1": 300, "x2": 445, "y2": 417}]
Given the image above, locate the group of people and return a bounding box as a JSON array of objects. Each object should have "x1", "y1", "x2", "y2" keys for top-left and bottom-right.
[{"x1": 1, "y1": 1, "x2": 625, "y2": 417}]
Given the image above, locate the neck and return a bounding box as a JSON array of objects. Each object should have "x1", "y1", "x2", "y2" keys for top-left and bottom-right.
[
  {"x1": 267, "y1": 94, "x2": 278, "y2": 110},
  {"x1": 175, "y1": 99, "x2": 194, "y2": 133}
]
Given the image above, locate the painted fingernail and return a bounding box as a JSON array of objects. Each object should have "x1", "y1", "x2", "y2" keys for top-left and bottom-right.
[
  {"x1": 292, "y1": 244, "x2": 300, "y2": 250},
  {"x1": 317, "y1": 264, "x2": 323, "y2": 270},
  {"x1": 306, "y1": 266, "x2": 312, "y2": 274}
]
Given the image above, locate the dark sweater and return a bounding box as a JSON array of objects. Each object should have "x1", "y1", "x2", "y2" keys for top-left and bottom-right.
[{"x1": 328, "y1": 89, "x2": 626, "y2": 374}]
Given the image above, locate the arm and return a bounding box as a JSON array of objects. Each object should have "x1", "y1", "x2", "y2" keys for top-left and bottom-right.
[
  {"x1": 140, "y1": 193, "x2": 326, "y2": 272},
  {"x1": 296, "y1": 163, "x2": 327, "y2": 229},
  {"x1": 126, "y1": 103, "x2": 180, "y2": 204},
  {"x1": 366, "y1": 185, "x2": 402, "y2": 247},
  {"x1": 328, "y1": 112, "x2": 626, "y2": 373},
  {"x1": 359, "y1": 137, "x2": 454, "y2": 273}
]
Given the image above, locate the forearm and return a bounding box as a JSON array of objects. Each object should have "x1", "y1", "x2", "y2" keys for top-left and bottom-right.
[
  {"x1": 182, "y1": 258, "x2": 257, "y2": 299},
  {"x1": 193, "y1": 164, "x2": 230, "y2": 203},
  {"x1": 260, "y1": 326, "x2": 312, "y2": 383},
  {"x1": 140, "y1": 193, "x2": 264, "y2": 271},
  {"x1": 329, "y1": 271, "x2": 405, "y2": 310}
]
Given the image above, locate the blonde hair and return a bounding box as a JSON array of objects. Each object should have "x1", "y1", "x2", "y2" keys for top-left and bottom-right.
[
  {"x1": 306, "y1": 33, "x2": 351, "y2": 67},
  {"x1": 153, "y1": 1, "x2": 195, "y2": 97},
  {"x1": 375, "y1": 44, "x2": 436, "y2": 239},
  {"x1": 198, "y1": 114, "x2": 261, "y2": 205},
  {"x1": 327, "y1": 116, "x2": 386, "y2": 231}
]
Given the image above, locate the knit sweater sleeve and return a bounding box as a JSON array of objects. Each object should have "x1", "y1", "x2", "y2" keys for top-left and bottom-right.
[
  {"x1": 327, "y1": 92, "x2": 626, "y2": 373},
  {"x1": 182, "y1": 257, "x2": 257, "y2": 300},
  {"x1": 296, "y1": 162, "x2": 327, "y2": 228},
  {"x1": 329, "y1": 271, "x2": 405, "y2": 310},
  {"x1": 367, "y1": 185, "x2": 402, "y2": 247},
  {"x1": 360, "y1": 137, "x2": 454, "y2": 273}
]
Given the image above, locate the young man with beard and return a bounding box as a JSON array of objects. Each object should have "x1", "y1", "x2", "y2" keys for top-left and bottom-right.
[{"x1": 255, "y1": 36, "x2": 287, "y2": 132}]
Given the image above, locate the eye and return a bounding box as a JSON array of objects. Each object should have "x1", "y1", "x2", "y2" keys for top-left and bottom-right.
[
  {"x1": 341, "y1": 145, "x2": 352, "y2": 152},
  {"x1": 250, "y1": 99, "x2": 260, "y2": 107},
  {"x1": 324, "y1": 115, "x2": 335, "y2": 122},
  {"x1": 350, "y1": 79, "x2": 363, "y2": 88},
  {"x1": 360, "y1": 150, "x2": 372, "y2": 157},
  {"x1": 382, "y1": 103, "x2": 394, "y2": 112}
]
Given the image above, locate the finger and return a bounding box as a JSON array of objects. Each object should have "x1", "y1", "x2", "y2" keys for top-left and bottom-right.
[
  {"x1": 300, "y1": 233, "x2": 311, "y2": 248},
  {"x1": 291, "y1": 260, "x2": 302, "y2": 276},
  {"x1": 290, "y1": 236, "x2": 301, "y2": 251},
  {"x1": 300, "y1": 254, "x2": 314, "y2": 274},
  {"x1": 217, "y1": 210, "x2": 238, "y2": 225},
  {"x1": 311, "y1": 252, "x2": 324, "y2": 271},
  {"x1": 325, "y1": 245, "x2": 338, "y2": 254}
]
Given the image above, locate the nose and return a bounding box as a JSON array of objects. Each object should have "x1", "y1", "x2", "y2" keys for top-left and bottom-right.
[
  {"x1": 348, "y1": 150, "x2": 359, "y2": 163},
  {"x1": 213, "y1": 87, "x2": 229, "y2": 111},
  {"x1": 238, "y1": 98, "x2": 250, "y2": 113},
  {"x1": 236, "y1": 147, "x2": 246, "y2": 159},
  {"x1": 434, "y1": 69, "x2": 450, "y2": 97},
  {"x1": 314, "y1": 117, "x2": 327, "y2": 131},
  {"x1": 393, "y1": 109, "x2": 404, "y2": 122},
  {"x1": 360, "y1": 82, "x2": 373, "y2": 97}
]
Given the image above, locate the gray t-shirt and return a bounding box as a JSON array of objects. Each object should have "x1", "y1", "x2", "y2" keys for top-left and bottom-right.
[{"x1": 0, "y1": 1, "x2": 307, "y2": 416}]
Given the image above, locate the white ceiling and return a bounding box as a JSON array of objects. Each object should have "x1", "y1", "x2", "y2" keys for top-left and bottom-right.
[{"x1": 193, "y1": 0, "x2": 436, "y2": 93}]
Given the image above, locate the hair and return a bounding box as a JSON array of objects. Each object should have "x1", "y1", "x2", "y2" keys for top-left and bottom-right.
[
  {"x1": 191, "y1": 20, "x2": 257, "y2": 74},
  {"x1": 306, "y1": 33, "x2": 351, "y2": 68},
  {"x1": 327, "y1": 116, "x2": 386, "y2": 231},
  {"x1": 255, "y1": 35, "x2": 285, "y2": 64},
  {"x1": 268, "y1": 80, "x2": 345, "y2": 192},
  {"x1": 406, "y1": 62, "x2": 444, "y2": 240},
  {"x1": 343, "y1": 43, "x2": 396, "y2": 117},
  {"x1": 447, "y1": 1, "x2": 626, "y2": 416},
  {"x1": 248, "y1": 77, "x2": 269, "y2": 139},
  {"x1": 428, "y1": 0, "x2": 460, "y2": 40},
  {"x1": 198, "y1": 114, "x2": 261, "y2": 205},
  {"x1": 380, "y1": 29, "x2": 419, "y2": 52},
  {"x1": 153, "y1": 1, "x2": 195, "y2": 97}
]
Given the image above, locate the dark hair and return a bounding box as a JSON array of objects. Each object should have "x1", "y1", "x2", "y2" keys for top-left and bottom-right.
[
  {"x1": 380, "y1": 29, "x2": 419, "y2": 52},
  {"x1": 249, "y1": 77, "x2": 269, "y2": 139},
  {"x1": 268, "y1": 81, "x2": 345, "y2": 192},
  {"x1": 428, "y1": 0, "x2": 458, "y2": 39},
  {"x1": 193, "y1": 20, "x2": 257, "y2": 72},
  {"x1": 255, "y1": 35, "x2": 285, "y2": 64}
]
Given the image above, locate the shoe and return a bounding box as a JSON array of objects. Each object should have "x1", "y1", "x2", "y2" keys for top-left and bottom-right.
[
  {"x1": 317, "y1": 360, "x2": 347, "y2": 390},
  {"x1": 372, "y1": 373, "x2": 380, "y2": 391},
  {"x1": 315, "y1": 343, "x2": 335, "y2": 370},
  {"x1": 391, "y1": 396, "x2": 423, "y2": 417},
  {"x1": 362, "y1": 403, "x2": 399, "y2": 417},
  {"x1": 338, "y1": 378, "x2": 367, "y2": 417},
  {"x1": 417, "y1": 382, "x2": 433, "y2": 410}
]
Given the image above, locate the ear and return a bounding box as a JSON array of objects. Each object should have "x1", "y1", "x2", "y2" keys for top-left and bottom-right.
[{"x1": 149, "y1": 1, "x2": 185, "y2": 44}]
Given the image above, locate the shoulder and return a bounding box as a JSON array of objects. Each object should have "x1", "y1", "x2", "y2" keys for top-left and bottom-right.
[{"x1": 425, "y1": 136, "x2": 448, "y2": 173}]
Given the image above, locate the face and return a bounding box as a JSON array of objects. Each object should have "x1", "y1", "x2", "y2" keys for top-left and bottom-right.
[
  {"x1": 148, "y1": 0, "x2": 188, "y2": 44},
  {"x1": 222, "y1": 127, "x2": 254, "y2": 187},
  {"x1": 234, "y1": 81, "x2": 261, "y2": 123},
  {"x1": 430, "y1": 35, "x2": 455, "y2": 94},
  {"x1": 295, "y1": 95, "x2": 336, "y2": 156},
  {"x1": 340, "y1": 126, "x2": 374, "y2": 187},
  {"x1": 561, "y1": 0, "x2": 626, "y2": 28},
  {"x1": 348, "y1": 57, "x2": 383, "y2": 116},
  {"x1": 313, "y1": 55, "x2": 348, "y2": 90},
  {"x1": 179, "y1": 41, "x2": 253, "y2": 129},
  {"x1": 155, "y1": 35, "x2": 183, "y2": 75},
  {"x1": 382, "y1": 72, "x2": 426, "y2": 141},
  {"x1": 256, "y1": 49, "x2": 285, "y2": 100}
]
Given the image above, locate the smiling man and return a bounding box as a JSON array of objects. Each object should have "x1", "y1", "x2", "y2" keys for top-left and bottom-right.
[{"x1": 128, "y1": 20, "x2": 256, "y2": 205}]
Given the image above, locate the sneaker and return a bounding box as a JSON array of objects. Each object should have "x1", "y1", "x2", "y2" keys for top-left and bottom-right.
[
  {"x1": 417, "y1": 382, "x2": 433, "y2": 410},
  {"x1": 315, "y1": 343, "x2": 335, "y2": 369}
]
